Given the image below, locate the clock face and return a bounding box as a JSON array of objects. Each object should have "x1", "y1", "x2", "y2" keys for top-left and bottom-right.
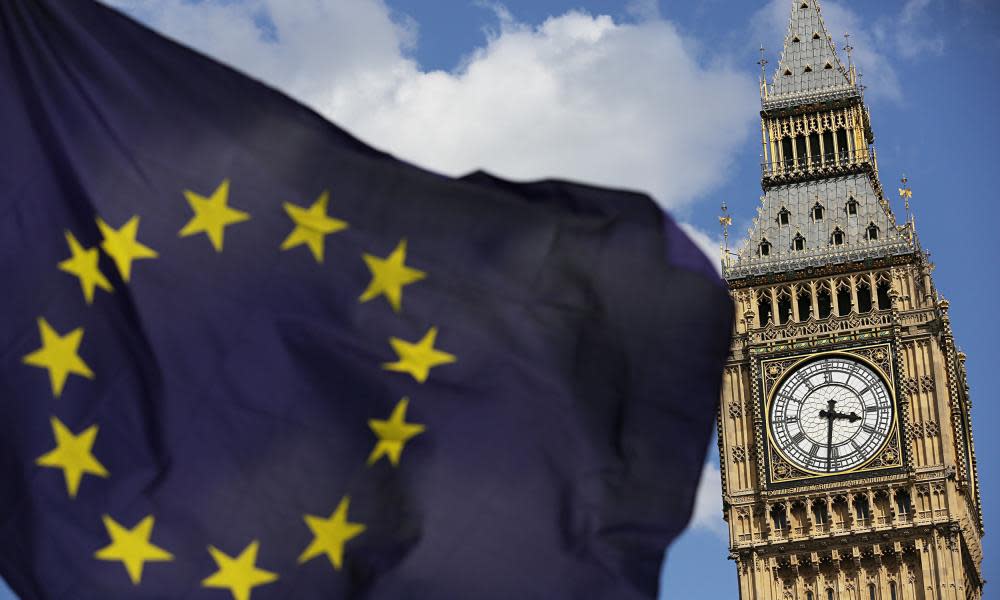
[{"x1": 769, "y1": 355, "x2": 894, "y2": 474}]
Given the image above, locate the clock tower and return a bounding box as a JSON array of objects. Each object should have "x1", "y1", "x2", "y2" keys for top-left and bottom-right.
[{"x1": 717, "y1": 1, "x2": 984, "y2": 599}]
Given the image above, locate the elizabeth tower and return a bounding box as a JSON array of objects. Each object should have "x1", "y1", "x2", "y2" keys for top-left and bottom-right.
[{"x1": 717, "y1": 1, "x2": 984, "y2": 599}]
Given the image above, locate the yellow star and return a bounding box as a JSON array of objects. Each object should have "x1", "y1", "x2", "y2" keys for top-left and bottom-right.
[
  {"x1": 280, "y1": 191, "x2": 348, "y2": 262},
  {"x1": 367, "y1": 397, "x2": 425, "y2": 467},
  {"x1": 359, "y1": 239, "x2": 426, "y2": 312},
  {"x1": 202, "y1": 540, "x2": 278, "y2": 600},
  {"x1": 57, "y1": 231, "x2": 112, "y2": 304},
  {"x1": 97, "y1": 216, "x2": 158, "y2": 281},
  {"x1": 382, "y1": 327, "x2": 456, "y2": 383},
  {"x1": 35, "y1": 416, "x2": 108, "y2": 498},
  {"x1": 22, "y1": 317, "x2": 94, "y2": 397},
  {"x1": 298, "y1": 496, "x2": 366, "y2": 570},
  {"x1": 95, "y1": 514, "x2": 174, "y2": 584},
  {"x1": 179, "y1": 179, "x2": 250, "y2": 252}
]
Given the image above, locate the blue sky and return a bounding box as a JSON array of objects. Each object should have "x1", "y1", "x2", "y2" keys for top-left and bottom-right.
[{"x1": 3, "y1": 1, "x2": 998, "y2": 598}]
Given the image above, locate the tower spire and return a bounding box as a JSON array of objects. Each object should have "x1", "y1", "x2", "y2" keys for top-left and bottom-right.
[{"x1": 769, "y1": 0, "x2": 855, "y2": 102}]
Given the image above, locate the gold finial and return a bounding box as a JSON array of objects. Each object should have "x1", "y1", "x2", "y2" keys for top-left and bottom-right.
[
  {"x1": 899, "y1": 175, "x2": 913, "y2": 229},
  {"x1": 719, "y1": 202, "x2": 733, "y2": 267}
]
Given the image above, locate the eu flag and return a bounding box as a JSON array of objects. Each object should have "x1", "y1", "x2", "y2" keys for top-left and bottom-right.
[{"x1": 0, "y1": 1, "x2": 733, "y2": 598}]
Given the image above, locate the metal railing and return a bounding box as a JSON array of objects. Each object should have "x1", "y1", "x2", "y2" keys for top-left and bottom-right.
[
  {"x1": 748, "y1": 309, "x2": 892, "y2": 344},
  {"x1": 762, "y1": 85, "x2": 860, "y2": 111},
  {"x1": 761, "y1": 148, "x2": 875, "y2": 178},
  {"x1": 724, "y1": 237, "x2": 914, "y2": 279}
]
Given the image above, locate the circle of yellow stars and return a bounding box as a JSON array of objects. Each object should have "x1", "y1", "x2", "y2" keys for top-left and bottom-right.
[{"x1": 21, "y1": 178, "x2": 459, "y2": 598}]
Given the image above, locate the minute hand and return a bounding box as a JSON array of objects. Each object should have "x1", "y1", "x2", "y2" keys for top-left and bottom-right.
[{"x1": 818, "y1": 400, "x2": 862, "y2": 472}]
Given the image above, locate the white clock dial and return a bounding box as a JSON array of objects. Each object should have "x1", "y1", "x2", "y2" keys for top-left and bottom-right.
[{"x1": 769, "y1": 355, "x2": 894, "y2": 474}]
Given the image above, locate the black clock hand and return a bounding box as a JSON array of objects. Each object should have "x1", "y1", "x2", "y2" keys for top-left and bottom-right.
[
  {"x1": 819, "y1": 402, "x2": 863, "y2": 472},
  {"x1": 819, "y1": 399, "x2": 836, "y2": 472}
]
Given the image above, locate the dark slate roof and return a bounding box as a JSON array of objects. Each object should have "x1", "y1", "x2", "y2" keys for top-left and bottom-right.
[{"x1": 727, "y1": 173, "x2": 911, "y2": 278}]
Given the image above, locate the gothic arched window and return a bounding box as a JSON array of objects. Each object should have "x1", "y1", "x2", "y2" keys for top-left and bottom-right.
[
  {"x1": 793, "y1": 233, "x2": 805, "y2": 251},
  {"x1": 758, "y1": 290, "x2": 773, "y2": 326},
  {"x1": 778, "y1": 207, "x2": 790, "y2": 225},
  {"x1": 895, "y1": 489, "x2": 911, "y2": 518},
  {"x1": 759, "y1": 238, "x2": 772, "y2": 257},
  {"x1": 831, "y1": 228, "x2": 845, "y2": 246},
  {"x1": 857, "y1": 278, "x2": 873, "y2": 312},
  {"x1": 846, "y1": 196, "x2": 859, "y2": 215},
  {"x1": 867, "y1": 223, "x2": 880, "y2": 240},
  {"x1": 854, "y1": 495, "x2": 871, "y2": 524},
  {"x1": 817, "y1": 284, "x2": 833, "y2": 319},
  {"x1": 812, "y1": 202, "x2": 825, "y2": 220},
  {"x1": 812, "y1": 499, "x2": 829, "y2": 525},
  {"x1": 868, "y1": 583, "x2": 877, "y2": 600},
  {"x1": 770, "y1": 504, "x2": 788, "y2": 532}
]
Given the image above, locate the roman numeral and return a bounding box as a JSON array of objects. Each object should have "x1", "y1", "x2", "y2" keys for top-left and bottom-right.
[
  {"x1": 791, "y1": 432, "x2": 806, "y2": 445},
  {"x1": 862, "y1": 424, "x2": 877, "y2": 434},
  {"x1": 829, "y1": 446, "x2": 839, "y2": 459},
  {"x1": 808, "y1": 443, "x2": 821, "y2": 457}
]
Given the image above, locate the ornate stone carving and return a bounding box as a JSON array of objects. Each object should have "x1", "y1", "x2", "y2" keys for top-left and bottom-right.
[
  {"x1": 733, "y1": 446, "x2": 747, "y2": 463},
  {"x1": 919, "y1": 375, "x2": 935, "y2": 392},
  {"x1": 908, "y1": 420, "x2": 939, "y2": 439},
  {"x1": 729, "y1": 400, "x2": 744, "y2": 419},
  {"x1": 900, "y1": 376, "x2": 918, "y2": 396},
  {"x1": 855, "y1": 345, "x2": 893, "y2": 376}
]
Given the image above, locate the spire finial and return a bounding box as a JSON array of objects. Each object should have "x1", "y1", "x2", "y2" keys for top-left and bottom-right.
[
  {"x1": 842, "y1": 32, "x2": 858, "y2": 86},
  {"x1": 719, "y1": 202, "x2": 733, "y2": 267},
  {"x1": 757, "y1": 45, "x2": 768, "y2": 98},
  {"x1": 899, "y1": 175, "x2": 913, "y2": 232}
]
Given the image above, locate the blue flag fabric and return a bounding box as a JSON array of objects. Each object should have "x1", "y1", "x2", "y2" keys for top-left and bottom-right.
[{"x1": 0, "y1": 1, "x2": 733, "y2": 598}]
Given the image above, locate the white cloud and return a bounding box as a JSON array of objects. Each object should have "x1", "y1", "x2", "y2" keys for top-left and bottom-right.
[
  {"x1": 103, "y1": 0, "x2": 757, "y2": 211},
  {"x1": 885, "y1": 0, "x2": 945, "y2": 60},
  {"x1": 688, "y1": 461, "x2": 726, "y2": 537},
  {"x1": 678, "y1": 223, "x2": 722, "y2": 276}
]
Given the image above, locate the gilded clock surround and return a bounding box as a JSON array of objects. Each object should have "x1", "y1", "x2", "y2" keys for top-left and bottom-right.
[
  {"x1": 715, "y1": 2, "x2": 983, "y2": 598},
  {"x1": 760, "y1": 347, "x2": 904, "y2": 485}
]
